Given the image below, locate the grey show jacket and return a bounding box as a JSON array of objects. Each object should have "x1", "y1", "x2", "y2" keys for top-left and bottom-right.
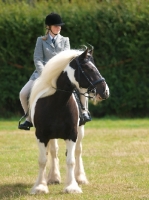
[{"x1": 30, "y1": 34, "x2": 70, "y2": 80}]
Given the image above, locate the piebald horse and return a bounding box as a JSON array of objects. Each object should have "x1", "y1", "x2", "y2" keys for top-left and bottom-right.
[{"x1": 29, "y1": 48, "x2": 109, "y2": 194}]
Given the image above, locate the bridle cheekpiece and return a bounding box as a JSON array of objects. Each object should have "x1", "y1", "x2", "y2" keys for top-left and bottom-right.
[{"x1": 75, "y1": 57, "x2": 105, "y2": 96}]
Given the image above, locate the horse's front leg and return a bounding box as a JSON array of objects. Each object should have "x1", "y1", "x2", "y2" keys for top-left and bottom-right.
[
  {"x1": 47, "y1": 139, "x2": 61, "y2": 184},
  {"x1": 64, "y1": 140, "x2": 82, "y2": 193},
  {"x1": 75, "y1": 125, "x2": 89, "y2": 184},
  {"x1": 30, "y1": 139, "x2": 49, "y2": 194}
]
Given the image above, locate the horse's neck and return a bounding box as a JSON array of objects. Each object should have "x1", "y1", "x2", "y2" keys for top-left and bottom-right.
[{"x1": 55, "y1": 71, "x2": 75, "y2": 102}]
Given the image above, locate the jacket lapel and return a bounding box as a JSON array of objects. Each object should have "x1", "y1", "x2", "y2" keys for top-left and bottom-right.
[
  {"x1": 45, "y1": 34, "x2": 63, "y2": 49},
  {"x1": 55, "y1": 34, "x2": 62, "y2": 48},
  {"x1": 45, "y1": 34, "x2": 55, "y2": 48}
]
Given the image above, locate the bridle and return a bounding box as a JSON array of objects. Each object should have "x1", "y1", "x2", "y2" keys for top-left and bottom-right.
[
  {"x1": 52, "y1": 55, "x2": 106, "y2": 99},
  {"x1": 75, "y1": 57, "x2": 105, "y2": 95}
]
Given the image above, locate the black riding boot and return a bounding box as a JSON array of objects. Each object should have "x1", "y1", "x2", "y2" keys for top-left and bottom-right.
[
  {"x1": 73, "y1": 88, "x2": 92, "y2": 125},
  {"x1": 18, "y1": 120, "x2": 33, "y2": 130},
  {"x1": 82, "y1": 110, "x2": 92, "y2": 122}
]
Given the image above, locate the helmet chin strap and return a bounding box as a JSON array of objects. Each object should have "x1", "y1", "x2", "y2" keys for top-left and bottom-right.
[
  {"x1": 48, "y1": 27, "x2": 58, "y2": 36},
  {"x1": 50, "y1": 29, "x2": 57, "y2": 36}
]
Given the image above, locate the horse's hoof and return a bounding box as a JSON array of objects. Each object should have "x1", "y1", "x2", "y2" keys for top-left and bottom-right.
[
  {"x1": 76, "y1": 175, "x2": 89, "y2": 185},
  {"x1": 30, "y1": 184, "x2": 49, "y2": 194},
  {"x1": 64, "y1": 184, "x2": 82, "y2": 193},
  {"x1": 47, "y1": 175, "x2": 61, "y2": 185}
]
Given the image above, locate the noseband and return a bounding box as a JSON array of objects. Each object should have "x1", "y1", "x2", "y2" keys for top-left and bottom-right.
[{"x1": 75, "y1": 57, "x2": 105, "y2": 94}]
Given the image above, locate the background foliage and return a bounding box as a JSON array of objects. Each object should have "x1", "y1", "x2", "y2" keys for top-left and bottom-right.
[{"x1": 0, "y1": 0, "x2": 149, "y2": 117}]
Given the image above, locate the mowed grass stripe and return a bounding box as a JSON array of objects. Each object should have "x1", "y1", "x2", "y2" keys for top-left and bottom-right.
[{"x1": 0, "y1": 118, "x2": 149, "y2": 200}]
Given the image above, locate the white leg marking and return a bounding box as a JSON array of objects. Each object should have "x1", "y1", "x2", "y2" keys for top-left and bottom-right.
[
  {"x1": 30, "y1": 139, "x2": 49, "y2": 194},
  {"x1": 75, "y1": 126, "x2": 89, "y2": 184},
  {"x1": 47, "y1": 139, "x2": 61, "y2": 184},
  {"x1": 64, "y1": 140, "x2": 82, "y2": 193}
]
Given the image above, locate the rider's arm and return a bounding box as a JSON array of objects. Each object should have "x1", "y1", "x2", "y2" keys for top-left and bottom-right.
[
  {"x1": 33, "y1": 37, "x2": 44, "y2": 76},
  {"x1": 64, "y1": 37, "x2": 70, "y2": 50}
]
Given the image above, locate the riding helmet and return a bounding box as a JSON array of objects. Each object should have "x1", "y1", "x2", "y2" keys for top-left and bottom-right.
[{"x1": 45, "y1": 13, "x2": 65, "y2": 26}]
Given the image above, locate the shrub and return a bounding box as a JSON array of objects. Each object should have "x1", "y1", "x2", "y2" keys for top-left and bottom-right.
[{"x1": 0, "y1": 0, "x2": 149, "y2": 117}]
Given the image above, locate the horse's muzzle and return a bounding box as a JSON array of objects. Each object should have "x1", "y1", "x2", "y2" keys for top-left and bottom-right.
[{"x1": 96, "y1": 84, "x2": 110, "y2": 101}]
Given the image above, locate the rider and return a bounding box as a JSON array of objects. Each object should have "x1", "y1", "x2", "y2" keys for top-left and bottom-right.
[{"x1": 18, "y1": 12, "x2": 91, "y2": 130}]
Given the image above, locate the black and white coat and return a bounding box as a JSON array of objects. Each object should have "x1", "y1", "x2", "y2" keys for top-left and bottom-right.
[{"x1": 29, "y1": 49, "x2": 109, "y2": 194}]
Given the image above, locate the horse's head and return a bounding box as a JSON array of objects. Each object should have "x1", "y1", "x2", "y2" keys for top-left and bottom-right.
[{"x1": 70, "y1": 48, "x2": 109, "y2": 101}]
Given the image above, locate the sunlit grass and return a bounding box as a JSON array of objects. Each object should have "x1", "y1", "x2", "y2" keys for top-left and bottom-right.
[{"x1": 0, "y1": 118, "x2": 149, "y2": 199}]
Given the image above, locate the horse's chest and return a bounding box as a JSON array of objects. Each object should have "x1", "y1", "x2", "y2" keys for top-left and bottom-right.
[{"x1": 35, "y1": 95, "x2": 78, "y2": 128}]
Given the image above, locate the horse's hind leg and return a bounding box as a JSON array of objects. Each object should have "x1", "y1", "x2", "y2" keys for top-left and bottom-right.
[
  {"x1": 47, "y1": 139, "x2": 61, "y2": 184},
  {"x1": 64, "y1": 140, "x2": 82, "y2": 193},
  {"x1": 30, "y1": 139, "x2": 49, "y2": 194},
  {"x1": 75, "y1": 125, "x2": 89, "y2": 184}
]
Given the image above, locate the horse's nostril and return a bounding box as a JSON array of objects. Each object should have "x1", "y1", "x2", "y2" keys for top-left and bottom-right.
[{"x1": 104, "y1": 90, "x2": 109, "y2": 98}]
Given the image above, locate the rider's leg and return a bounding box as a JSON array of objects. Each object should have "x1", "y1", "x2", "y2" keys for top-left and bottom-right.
[
  {"x1": 19, "y1": 80, "x2": 34, "y2": 130},
  {"x1": 80, "y1": 94, "x2": 91, "y2": 122}
]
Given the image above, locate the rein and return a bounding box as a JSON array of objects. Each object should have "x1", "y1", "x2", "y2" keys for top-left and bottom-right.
[{"x1": 52, "y1": 87, "x2": 93, "y2": 98}]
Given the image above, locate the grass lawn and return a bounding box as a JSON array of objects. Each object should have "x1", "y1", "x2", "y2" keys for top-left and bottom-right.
[{"x1": 0, "y1": 117, "x2": 149, "y2": 200}]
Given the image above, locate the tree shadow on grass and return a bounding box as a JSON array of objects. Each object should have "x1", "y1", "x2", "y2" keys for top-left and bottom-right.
[{"x1": 0, "y1": 183, "x2": 32, "y2": 200}]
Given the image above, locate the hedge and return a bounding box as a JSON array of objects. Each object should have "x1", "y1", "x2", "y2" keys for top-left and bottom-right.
[{"x1": 0, "y1": 0, "x2": 149, "y2": 117}]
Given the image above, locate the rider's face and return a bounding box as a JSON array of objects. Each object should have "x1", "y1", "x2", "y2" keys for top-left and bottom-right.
[{"x1": 51, "y1": 25, "x2": 61, "y2": 35}]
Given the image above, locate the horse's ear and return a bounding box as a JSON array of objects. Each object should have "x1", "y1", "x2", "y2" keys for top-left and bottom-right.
[
  {"x1": 88, "y1": 49, "x2": 93, "y2": 56},
  {"x1": 87, "y1": 43, "x2": 94, "y2": 56},
  {"x1": 80, "y1": 48, "x2": 89, "y2": 59},
  {"x1": 88, "y1": 45, "x2": 94, "y2": 56}
]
